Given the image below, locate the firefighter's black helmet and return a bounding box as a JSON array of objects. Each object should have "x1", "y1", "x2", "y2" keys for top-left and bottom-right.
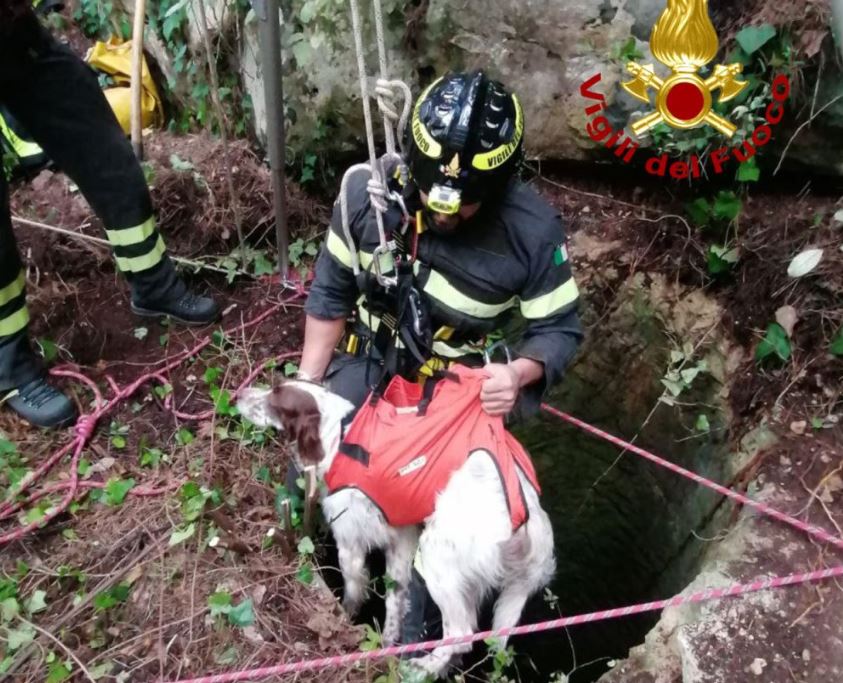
[{"x1": 405, "y1": 71, "x2": 524, "y2": 214}]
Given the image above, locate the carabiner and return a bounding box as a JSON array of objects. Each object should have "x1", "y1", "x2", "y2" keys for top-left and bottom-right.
[{"x1": 483, "y1": 340, "x2": 512, "y2": 365}]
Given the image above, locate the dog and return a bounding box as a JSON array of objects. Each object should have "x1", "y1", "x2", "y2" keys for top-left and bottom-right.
[{"x1": 237, "y1": 377, "x2": 554, "y2": 678}]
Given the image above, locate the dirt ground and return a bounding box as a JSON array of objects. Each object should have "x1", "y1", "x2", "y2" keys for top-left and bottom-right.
[
  {"x1": 1, "y1": 29, "x2": 843, "y2": 674},
  {"x1": 2, "y1": 143, "x2": 841, "y2": 681}
]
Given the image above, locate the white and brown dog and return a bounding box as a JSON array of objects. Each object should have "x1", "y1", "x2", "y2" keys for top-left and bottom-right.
[{"x1": 237, "y1": 379, "x2": 554, "y2": 678}]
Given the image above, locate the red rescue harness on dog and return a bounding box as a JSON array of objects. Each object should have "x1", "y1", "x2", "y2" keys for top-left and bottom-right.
[{"x1": 325, "y1": 365, "x2": 540, "y2": 530}]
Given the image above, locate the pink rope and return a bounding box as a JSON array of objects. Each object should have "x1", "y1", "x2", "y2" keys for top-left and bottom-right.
[
  {"x1": 539, "y1": 404, "x2": 843, "y2": 552},
  {"x1": 160, "y1": 564, "x2": 843, "y2": 683},
  {"x1": 0, "y1": 298, "x2": 303, "y2": 546}
]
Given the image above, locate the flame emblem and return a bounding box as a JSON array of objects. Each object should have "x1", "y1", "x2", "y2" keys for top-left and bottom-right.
[
  {"x1": 442, "y1": 153, "x2": 461, "y2": 179},
  {"x1": 622, "y1": 0, "x2": 748, "y2": 137}
]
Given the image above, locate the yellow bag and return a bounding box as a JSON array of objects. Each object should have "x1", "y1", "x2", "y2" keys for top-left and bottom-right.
[{"x1": 85, "y1": 38, "x2": 164, "y2": 134}]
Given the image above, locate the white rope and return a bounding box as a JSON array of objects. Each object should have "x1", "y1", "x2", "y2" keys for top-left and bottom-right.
[
  {"x1": 338, "y1": 0, "x2": 413, "y2": 287},
  {"x1": 371, "y1": 0, "x2": 395, "y2": 157},
  {"x1": 347, "y1": 0, "x2": 389, "y2": 254}
]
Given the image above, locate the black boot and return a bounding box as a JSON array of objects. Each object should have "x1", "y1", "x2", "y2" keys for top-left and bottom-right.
[
  {"x1": 400, "y1": 568, "x2": 443, "y2": 651},
  {"x1": 5, "y1": 376, "x2": 77, "y2": 428},
  {"x1": 131, "y1": 289, "x2": 220, "y2": 326}
]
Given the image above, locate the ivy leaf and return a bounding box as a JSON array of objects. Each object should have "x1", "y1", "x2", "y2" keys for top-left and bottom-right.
[
  {"x1": 736, "y1": 158, "x2": 760, "y2": 182},
  {"x1": 296, "y1": 563, "x2": 314, "y2": 585},
  {"x1": 5, "y1": 626, "x2": 35, "y2": 650},
  {"x1": 227, "y1": 598, "x2": 255, "y2": 627},
  {"x1": 139, "y1": 447, "x2": 163, "y2": 468},
  {"x1": 213, "y1": 646, "x2": 238, "y2": 665},
  {"x1": 37, "y1": 338, "x2": 59, "y2": 364},
  {"x1": 756, "y1": 323, "x2": 792, "y2": 363},
  {"x1": 104, "y1": 478, "x2": 135, "y2": 506},
  {"x1": 176, "y1": 428, "x2": 195, "y2": 446},
  {"x1": 253, "y1": 252, "x2": 275, "y2": 277},
  {"x1": 89, "y1": 661, "x2": 114, "y2": 680},
  {"x1": 203, "y1": 367, "x2": 222, "y2": 384},
  {"x1": 1, "y1": 597, "x2": 20, "y2": 621},
  {"x1": 208, "y1": 591, "x2": 232, "y2": 618},
  {"x1": 25, "y1": 589, "x2": 47, "y2": 615},
  {"x1": 686, "y1": 198, "x2": 711, "y2": 226},
  {"x1": 707, "y1": 245, "x2": 739, "y2": 275},
  {"x1": 830, "y1": 328, "x2": 843, "y2": 357},
  {"x1": 297, "y1": 536, "x2": 315, "y2": 556},
  {"x1": 168, "y1": 523, "x2": 196, "y2": 547},
  {"x1": 736, "y1": 24, "x2": 777, "y2": 54},
  {"x1": 46, "y1": 660, "x2": 72, "y2": 683},
  {"x1": 169, "y1": 153, "x2": 194, "y2": 171},
  {"x1": 712, "y1": 191, "x2": 742, "y2": 222},
  {"x1": 93, "y1": 584, "x2": 130, "y2": 612}
]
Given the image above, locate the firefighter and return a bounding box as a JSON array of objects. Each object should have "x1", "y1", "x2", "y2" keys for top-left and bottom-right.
[
  {"x1": 1, "y1": 2, "x2": 220, "y2": 428},
  {"x1": 297, "y1": 72, "x2": 583, "y2": 645}
]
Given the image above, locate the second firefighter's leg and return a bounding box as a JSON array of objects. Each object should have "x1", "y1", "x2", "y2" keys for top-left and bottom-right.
[
  {"x1": 3, "y1": 27, "x2": 219, "y2": 325},
  {"x1": 0, "y1": 172, "x2": 76, "y2": 427}
]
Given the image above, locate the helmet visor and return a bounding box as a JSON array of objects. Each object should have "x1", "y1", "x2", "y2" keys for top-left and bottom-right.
[{"x1": 426, "y1": 184, "x2": 462, "y2": 215}]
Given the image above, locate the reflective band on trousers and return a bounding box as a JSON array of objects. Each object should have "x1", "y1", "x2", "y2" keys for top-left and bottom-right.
[
  {"x1": 0, "y1": 271, "x2": 25, "y2": 307},
  {"x1": 0, "y1": 116, "x2": 42, "y2": 160},
  {"x1": 105, "y1": 216, "x2": 157, "y2": 247},
  {"x1": 519, "y1": 278, "x2": 579, "y2": 319},
  {"x1": 114, "y1": 235, "x2": 166, "y2": 273},
  {"x1": 0, "y1": 307, "x2": 30, "y2": 337}
]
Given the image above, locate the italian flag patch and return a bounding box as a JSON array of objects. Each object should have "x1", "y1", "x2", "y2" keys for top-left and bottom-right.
[{"x1": 553, "y1": 243, "x2": 569, "y2": 266}]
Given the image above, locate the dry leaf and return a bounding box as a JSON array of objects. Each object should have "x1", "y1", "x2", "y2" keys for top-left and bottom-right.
[
  {"x1": 820, "y1": 474, "x2": 843, "y2": 505},
  {"x1": 242, "y1": 625, "x2": 264, "y2": 643},
  {"x1": 775, "y1": 305, "x2": 799, "y2": 338},
  {"x1": 125, "y1": 565, "x2": 144, "y2": 585},
  {"x1": 196, "y1": 421, "x2": 215, "y2": 440},
  {"x1": 800, "y1": 29, "x2": 828, "y2": 58},
  {"x1": 85, "y1": 457, "x2": 116, "y2": 478},
  {"x1": 252, "y1": 584, "x2": 267, "y2": 606},
  {"x1": 787, "y1": 249, "x2": 824, "y2": 278}
]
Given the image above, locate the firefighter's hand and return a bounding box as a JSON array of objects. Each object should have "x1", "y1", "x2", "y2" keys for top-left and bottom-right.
[{"x1": 480, "y1": 363, "x2": 521, "y2": 416}]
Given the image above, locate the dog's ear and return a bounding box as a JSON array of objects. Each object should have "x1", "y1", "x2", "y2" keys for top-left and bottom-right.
[
  {"x1": 267, "y1": 383, "x2": 325, "y2": 465},
  {"x1": 236, "y1": 387, "x2": 282, "y2": 430}
]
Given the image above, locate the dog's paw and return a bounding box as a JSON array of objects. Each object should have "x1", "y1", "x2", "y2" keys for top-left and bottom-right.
[
  {"x1": 404, "y1": 651, "x2": 450, "y2": 680},
  {"x1": 397, "y1": 658, "x2": 438, "y2": 683}
]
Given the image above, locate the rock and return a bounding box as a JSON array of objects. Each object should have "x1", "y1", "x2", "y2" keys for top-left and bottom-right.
[
  {"x1": 790, "y1": 420, "x2": 808, "y2": 435},
  {"x1": 749, "y1": 658, "x2": 767, "y2": 675},
  {"x1": 227, "y1": 0, "x2": 843, "y2": 172}
]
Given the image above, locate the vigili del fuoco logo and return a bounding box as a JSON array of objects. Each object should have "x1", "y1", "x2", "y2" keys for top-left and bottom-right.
[{"x1": 579, "y1": 0, "x2": 791, "y2": 180}]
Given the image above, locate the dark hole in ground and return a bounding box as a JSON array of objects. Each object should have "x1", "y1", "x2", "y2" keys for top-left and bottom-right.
[{"x1": 314, "y1": 314, "x2": 732, "y2": 682}]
